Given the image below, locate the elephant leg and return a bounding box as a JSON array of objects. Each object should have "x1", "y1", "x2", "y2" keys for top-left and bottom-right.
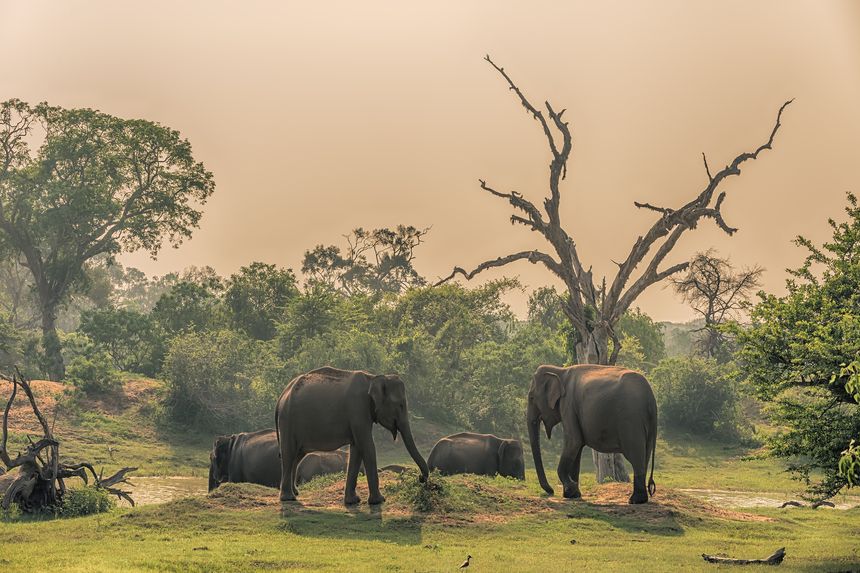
[
  {"x1": 622, "y1": 442, "x2": 649, "y2": 504},
  {"x1": 290, "y1": 452, "x2": 305, "y2": 497},
  {"x1": 344, "y1": 444, "x2": 362, "y2": 506},
  {"x1": 558, "y1": 440, "x2": 584, "y2": 499},
  {"x1": 356, "y1": 432, "x2": 384, "y2": 505},
  {"x1": 279, "y1": 441, "x2": 298, "y2": 502}
]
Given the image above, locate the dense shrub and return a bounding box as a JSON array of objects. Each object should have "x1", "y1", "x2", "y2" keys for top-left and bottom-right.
[
  {"x1": 650, "y1": 357, "x2": 747, "y2": 439},
  {"x1": 61, "y1": 487, "x2": 115, "y2": 517},
  {"x1": 162, "y1": 329, "x2": 281, "y2": 431},
  {"x1": 63, "y1": 333, "x2": 120, "y2": 394}
]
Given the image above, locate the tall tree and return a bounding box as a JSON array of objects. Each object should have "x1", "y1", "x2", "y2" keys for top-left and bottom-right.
[
  {"x1": 0, "y1": 100, "x2": 214, "y2": 379},
  {"x1": 672, "y1": 250, "x2": 762, "y2": 360},
  {"x1": 302, "y1": 225, "x2": 428, "y2": 295},
  {"x1": 439, "y1": 56, "x2": 791, "y2": 481},
  {"x1": 225, "y1": 262, "x2": 299, "y2": 340},
  {"x1": 736, "y1": 193, "x2": 860, "y2": 498}
]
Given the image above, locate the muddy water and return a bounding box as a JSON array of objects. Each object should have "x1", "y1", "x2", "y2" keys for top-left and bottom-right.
[
  {"x1": 121, "y1": 476, "x2": 209, "y2": 506},
  {"x1": 119, "y1": 477, "x2": 860, "y2": 509}
]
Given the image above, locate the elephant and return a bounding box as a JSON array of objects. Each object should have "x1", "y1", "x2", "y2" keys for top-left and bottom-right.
[
  {"x1": 428, "y1": 432, "x2": 525, "y2": 480},
  {"x1": 208, "y1": 429, "x2": 280, "y2": 491},
  {"x1": 275, "y1": 366, "x2": 429, "y2": 505},
  {"x1": 527, "y1": 364, "x2": 658, "y2": 504},
  {"x1": 378, "y1": 464, "x2": 410, "y2": 474},
  {"x1": 296, "y1": 449, "x2": 355, "y2": 485}
]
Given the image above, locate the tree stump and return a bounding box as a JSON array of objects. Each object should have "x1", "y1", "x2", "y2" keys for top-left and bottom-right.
[{"x1": 592, "y1": 449, "x2": 630, "y2": 483}]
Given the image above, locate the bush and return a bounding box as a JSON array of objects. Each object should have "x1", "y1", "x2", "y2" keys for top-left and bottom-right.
[
  {"x1": 61, "y1": 487, "x2": 115, "y2": 517},
  {"x1": 162, "y1": 329, "x2": 281, "y2": 431},
  {"x1": 63, "y1": 333, "x2": 120, "y2": 394},
  {"x1": 650, "y1": 357, "x2": 748, "y2": 440}
]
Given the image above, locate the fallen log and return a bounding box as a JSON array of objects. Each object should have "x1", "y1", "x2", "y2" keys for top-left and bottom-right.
[
  {"x1": 778, "y1": 501, "x2": 803, "y2": 508},
  {"x1": 702, "y1": 547, "x2": 785, "y2": 566},
  {"x1": 1, "y1": 370, "x2": 136, "y2": 513},
  {"x1": 810, "y1": 500, "x2": 835, "y2": 509}
]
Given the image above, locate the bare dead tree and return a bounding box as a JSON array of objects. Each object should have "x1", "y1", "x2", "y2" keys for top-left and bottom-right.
[
  {"x1": 672, "y1": 250, "x2": 763, "y2": 360},
  {"x1": 0, "y1": 369, "x2": 136, "y2": 513},
  {"x1": 438, "y1": 55, "x2": 792, "y2": 481}
]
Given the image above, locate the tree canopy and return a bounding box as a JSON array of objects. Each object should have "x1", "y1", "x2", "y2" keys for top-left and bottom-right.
[
  {"x1": 736, "y1": 193, "x2": 860, "y2": 497},
  {"x1": 0, "y1": 99, "x2": 214, "y2": 379}
]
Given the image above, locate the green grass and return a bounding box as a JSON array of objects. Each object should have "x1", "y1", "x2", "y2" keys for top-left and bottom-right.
[{"x1": 1, "y1": 476, "x2": 858, "y2": 572}]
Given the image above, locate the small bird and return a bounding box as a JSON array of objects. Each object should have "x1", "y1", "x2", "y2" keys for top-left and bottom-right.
[{"x1": 459, "y1": 555, "x2": 472, "y2": 569}]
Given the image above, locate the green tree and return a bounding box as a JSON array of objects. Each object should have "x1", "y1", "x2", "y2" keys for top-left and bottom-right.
[
  {"x1": 0, "y1": 100, "x2": 214, "y2": 379},
  {"x1": 302, "y1": 226, "x2": 428, "y2": 295},
  {"x1": 735, "y1": 193, "x2": 860, "y2": 498},
  {"x1": 152, "y1": 272, "x2": 224, "y2": 336},
  {"x1": 79, "y1": 306, "x2": 164, "y2": 376},
  {"x1": 225, "y1": 262, "x2": 298, "y2": 340}
]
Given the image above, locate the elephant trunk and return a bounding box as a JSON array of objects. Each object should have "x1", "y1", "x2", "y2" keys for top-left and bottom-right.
[
  {"x1": 528, "y1": 401, "x2": 554, "y2": 496},
  {"x1": 398, "y1": 417, "x2": 429, "y2": 482}
]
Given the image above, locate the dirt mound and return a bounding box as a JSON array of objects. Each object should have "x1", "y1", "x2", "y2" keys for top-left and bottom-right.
[
  {"x1": 585, "y1": 482, "x2": 773, "y2": 523},
  {"x1": 206, "y1": 482, "x2": 280, "y2": 509},
  {"x1": 1, "y1": 378, "x2": 163, "y2": 434},
  {"x1": 0, "y1": 379, "x2": 66, "y2": 433}
]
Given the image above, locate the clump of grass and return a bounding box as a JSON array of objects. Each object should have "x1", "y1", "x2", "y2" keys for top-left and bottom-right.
[
  {"x1": 207, "y1": 482, "x2": 277, "y2": 508},
  {"x1": 299, "y1": 472, "x2": 346, "y2": 491},
  {"x1": 61, "y1": 487, "x2": 115, "y2": 517},
  {"x1": 385, "y1": 471, "x2": 452, "y2": 512}
]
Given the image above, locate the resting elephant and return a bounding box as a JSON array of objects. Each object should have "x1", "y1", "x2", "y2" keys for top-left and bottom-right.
[
  {"x1": 428, "y1": 432, "x2": 525, "y2": 480},
  {"x1": 296, "y1": 449, "x2": 359, "y2": 485},
  {"x1": 208, "y1": 429, "x2": 279, "y2": 491},
  {"x1": 527, "y1": 364, "x2": 658, "y2": 504},
  {"x1": 276, "y1": 366, "x2": 429, "y2": 505}
]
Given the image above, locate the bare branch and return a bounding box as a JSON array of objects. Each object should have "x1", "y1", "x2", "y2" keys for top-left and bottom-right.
[
  {"x1": 634, "y1": 202, "x2": 673, "y2": 216},
  {"x1": 485, "y1": 55, "x2": 559, "y2": 157},
  {"x1": 436, "y1": 250, "x2": 563, "y2": 285},
  {"x1": 702, "y1": 152, "x2": 713, "y2": 182}
]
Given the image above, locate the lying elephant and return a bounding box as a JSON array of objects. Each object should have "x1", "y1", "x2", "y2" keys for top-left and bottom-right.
[
  {"x1": 276, "y1": 366, "x2": 429, "y2": 505},
  {"x1": 296, "y1": 449, "x2": 359, "y2": 484},
  {"x1": 428, "y1": 432, "x2": 525, "y2": 480},
  {"x1": 208, "y1": 429, "x2": 279, "y2": 491},
  {"x1": 527, "y1": 364, "x2": 658, "y2": 504}
]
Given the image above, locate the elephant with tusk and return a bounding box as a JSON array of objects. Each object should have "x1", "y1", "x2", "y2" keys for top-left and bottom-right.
[{"x1": 527, "y1": 364, "x2": 658, "y2": 504}]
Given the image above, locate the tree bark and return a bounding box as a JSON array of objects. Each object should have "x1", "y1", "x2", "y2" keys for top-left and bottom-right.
[{"x1": 40, "y1": 301, "x2": 64, "y2": 382}]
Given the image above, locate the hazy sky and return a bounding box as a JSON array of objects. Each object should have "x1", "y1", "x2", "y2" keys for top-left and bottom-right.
[{"x1": 3, "y1": 1, "x2": 860, "y2": 321}]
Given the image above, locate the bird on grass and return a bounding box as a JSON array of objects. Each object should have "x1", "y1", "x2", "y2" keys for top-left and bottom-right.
[{"x1": 459, "y1": 555, "x2": 472, "y2": 569}]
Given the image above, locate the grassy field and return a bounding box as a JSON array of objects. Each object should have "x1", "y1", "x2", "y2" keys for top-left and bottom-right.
[
  {"x1": 3, "y1": 378, "x2": 859, "y2": 571},
  {"x1": 1, "y1": 473, "x2": 858, "y2": 572}
]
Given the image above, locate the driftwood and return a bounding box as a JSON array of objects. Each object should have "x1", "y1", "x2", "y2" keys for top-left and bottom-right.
[
  {"x1": 779, "y1": 501, "x2": 803, "y2": 508},
  {"x1": 702, "y1": 547, "x2": 786, "y2": 566},
  {"x1": 1, "y1": 369, "x2": 136, "y2": 513},
  {"x1": 778, "y1": 500, "x2": 836, "y2": 509}
]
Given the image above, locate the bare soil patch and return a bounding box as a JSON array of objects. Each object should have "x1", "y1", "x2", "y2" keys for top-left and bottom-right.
[{"x1": 584, "y1": 482, "x2": 773, "y2": 523}]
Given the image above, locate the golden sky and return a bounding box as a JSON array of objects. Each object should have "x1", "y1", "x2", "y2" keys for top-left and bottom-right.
[{"x1": 2, "y1": 1, "x2": 859, "y2": 321}]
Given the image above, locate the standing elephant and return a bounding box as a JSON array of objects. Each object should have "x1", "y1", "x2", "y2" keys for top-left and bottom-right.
[
  {"x1": 296, "y1": 449, "x2": 356, "y2": 485},
  {"x1": 428, "y1": 432, "x2": 525, "y2": 480},
  {"x1": 275, "y1": 366, "x2": 429, "y2": 505},
  {"x1": 527, "y1": 364, "x2": 657, "y2": 504},
  {"x1": 208, "y1": 429, "x2": 280, "y2": 491}
]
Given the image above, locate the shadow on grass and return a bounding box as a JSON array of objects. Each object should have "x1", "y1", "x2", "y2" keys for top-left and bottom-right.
[
  {"x1": 554, "y1": 495, "x2": 686, "y2": 537},
  {"x1": 277, "y1": 503, "x2": 424, "y2": 546}
]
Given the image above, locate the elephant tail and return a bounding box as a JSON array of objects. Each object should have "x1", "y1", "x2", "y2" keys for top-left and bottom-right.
[{"x1": 647, "y1": 427, "x2": 657, "y2": 496}]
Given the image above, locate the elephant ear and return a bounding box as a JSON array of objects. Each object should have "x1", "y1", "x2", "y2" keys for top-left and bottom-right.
[
  {"x1": 368, "y1": 375, "x2": 386, "y2": 414},
  {"x1": 545, "y1": 372, "x2": 564, "y2": 410},
  {"x1": 497, "y1": 440, "x2": 509, "y2": 465}
]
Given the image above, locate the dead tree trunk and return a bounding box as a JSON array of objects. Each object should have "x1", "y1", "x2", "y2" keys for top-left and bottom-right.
[
  {"x1": 438, "y1": 55, "x2": 792, "y2": 485},
  {"x1": 1, "y1": 370, "x2": 135, "y2": 513}
]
